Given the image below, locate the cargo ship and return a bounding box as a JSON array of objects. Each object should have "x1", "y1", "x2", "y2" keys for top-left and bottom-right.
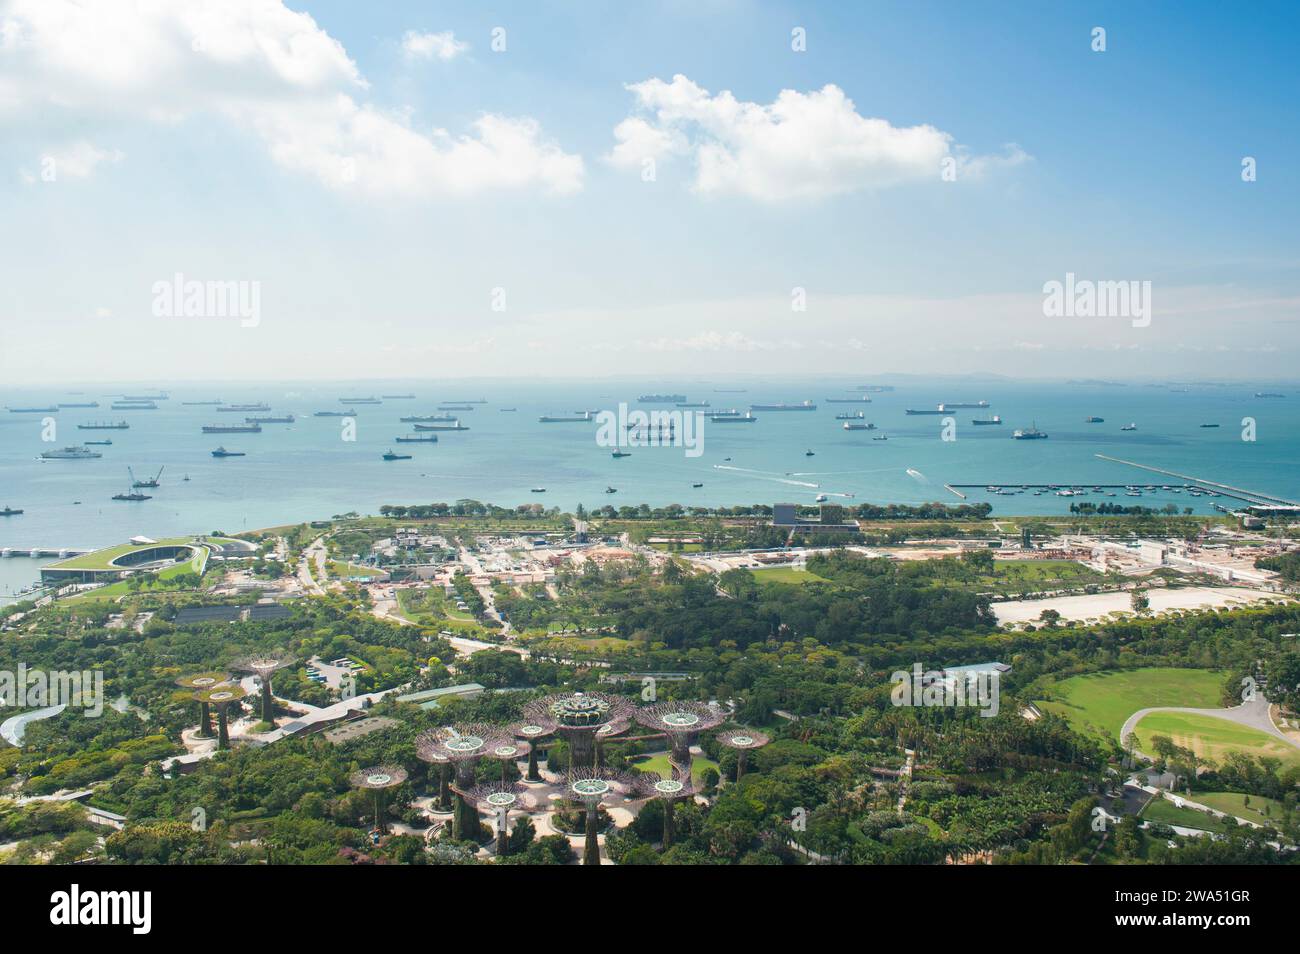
[
  {"x1": 211, "y1": 447, "x2": 245, "y2": 458},
  {"x1": 835, "y1": 411, "x2": 866, "y2": 420},
  {"x1": 400, "y1": 414, "x2": 458, "y2": 423},
  {"x1": 112, "y1": 489, "x2": 151, "y2": 502},
  {"x1": 58, "y1": 402, "x2": 99, "y2": 408},
  {"x1": 842, "y1": 422, "x2": 876, "y2": 430},
  {"x1": 437, "y1": 404, "x2": 475, "y2": 411},
  {"x1": 314, "y1": 409, "x2": 357, "y2": 417},
  {"x1": 750, "y1": 401, "x2": 816, "y2": 411},
  {"x1": 340, "y1": 396, "x2": 381, "y2": 404},
  {"x1": 123, "y1": 392, "x2": 168, "y2": 401},
  {"x1": 1012, "y1": 423, "x2": 1048, "y2": 440},
  {"x1": 111, "y1": 401, "x2": 157, "y2": 410},
  {"x1": 182, "y1": 400, "x2": 223, "y2": 406},
  {"x1": 939, "y1": 401, "x2": 989, "y2": 409},
  {"x1": 382, "y1": 450, "x2": 412, "y2": 460},
  {"x1": 1, "y1": 507, "x2": 24, "y2": 516},
  {"x1": 202, "y1": 423, "x2": 262, "y2": 434},
  {"x1": 246, "y1": 415, "x2": 295, "y2": 424},
  {"x1": 39, "y1": 445, "x2": 102, "y2": 459},
  {"x1": 381, "y1": 394, "x2": 416, "y2": 399},
  {"x1": 77, "y1": 420, "x2": 129, "y2": 430},
  {"x1": 85, "y1": 439, "x2": 113, "y2": 446},
  {"x1": 1255, "y1": 392, "x2": 1285, "y2": 398},
  {"x1": 217, "y1": 403, "x2": 269, "y2": 413},
  {"x1": 414, "y1": 422, "x2": 469, "y2": 431},
  {"x1": 904, "y1": 406, "x2": 945, "y2": 415},
  {"x1": 395, "y1": 434, "x2": 438, "y2": 443},
  {"x1": 825, "y1": 397, "x2": 871, "y2": 404},
  {"x1": 907, "y1": 401, "x2": 990, "y2": 414},
  {"x1": 443, "y1": 399, "x2": 488, "y2": 404},
  {"x1": 8, "y1": 405, "x2": 58, "y2": 413},
  {"x1": 709, "y1": 411, "x2": 757, "y2": 423},
  {"x1": 638, "y1": 394, "x2": 686, "y2": 403},
  {"x1": 675, "y1": 401, "x2": 711, "y2": 408},
  {"x1": 612, "y1": 450, "x2": 631, "y2": 458},
  {"x1": 972, "y1": 416, "x2": 1002, "y2": 426},
  {"x1": 1085, "y1": 416, "x2": 1104, "y2": 423},
  {"x1": 1199, "y1": 423, "x2": 1220, "y2": 428},
  {"x1": 538, "y1": 412, "x2": 592, "y2": 423}
]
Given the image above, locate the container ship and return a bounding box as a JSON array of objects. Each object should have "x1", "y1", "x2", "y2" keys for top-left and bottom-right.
[
  {"x1": 246, "y1": 415, "x2": 295, "y2": 424},
  {"x1": 202, "y1": 423, "x2": 262, "y2": 434},
  {"x1": 750, "y1": 401, "x2": 816, "y2": 411},
  {"x1": 538, "y1": 412, "x2": 592, "y2": 423},
  {"x1": 211, "y1": 447, "x2": 245, "y2": 458},
  {"x1": 217, "y1": 403, "x2": 270, "y2": 413},
  {"x1": 414, "y1": 422, "x2": 470, "y2": 431},
  {"x1": 842, "y1": 422, "x2": 877, "y2": 430},
  {"x1": 39, "y1": 445, "x2": 102, "y2": 459},
  {"x1": 972, "y1": 416, "x2": 1002, "y2": 426},
  {"x1": 638, "y1": 394, "x2": 686, "y2": 403},
  {"x1": 401, "y1": 414, "x2": 458, "y2": 423},
  {"x1": 77, "y1": 420, "x2": 129, "y2": 430}
]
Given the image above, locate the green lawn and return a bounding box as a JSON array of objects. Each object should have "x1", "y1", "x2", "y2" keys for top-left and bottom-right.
[
  {"x1": 1133, "y1": 711, "x2": 1300, "y2": 769},
  {"x1": 1140, "y1": 795, "x2": 1237, "y2": 833},
  {"x1": 328, "y1": 560, "x2": 384, "y2": 579},
  {"x1": 49, "y1": 537, "x2": 196, "y2": 570},
  {"x1": 1036, "y1": 667, "x2": 1227, "y2": 745},
  {"x1": 1193, "y1": 791, "x2": 1291, "y2": 828},
  {"x1": 750, "y1": 566, "x2": 829, "y2": 585},
  {"x1": 635, "y1": 753, "x2": 720, "y2": 785}
]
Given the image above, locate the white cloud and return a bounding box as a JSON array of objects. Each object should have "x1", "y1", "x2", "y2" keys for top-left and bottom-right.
[
  {"x1": 0, "y1": 0, "x2": 581, "y2": 196},
  {"x1": 401, "y1": 30, "x2": 468, "y2": 61},
  {"x1": 609, "y1": 74, "x2": 1026, "y2": 200}
]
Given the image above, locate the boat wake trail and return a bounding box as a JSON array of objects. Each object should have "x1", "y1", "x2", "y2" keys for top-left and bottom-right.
[
  {"x1": 714, "y1": 465, "x2": 819, "y2": 488},
  {"x1": 906, "y1": 468, "x2": 927, "y2": 483}
]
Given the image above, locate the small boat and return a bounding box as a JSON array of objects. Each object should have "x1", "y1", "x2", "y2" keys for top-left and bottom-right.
[
  {"x1": 499, "y1": 407, "x2": 518, "y2": 412},
  {"x1": 692, "y1": 482, "x2": 703, "y2": 488},
  {"x1": 872, "y1": 434, "x2": 888, "y2": 440},
  {"x1": 1121, "y1": 423, "x2": 1137, "y2": 431},
  {"x1": 211, "y1": 447, "x2": 245, "y2": 458},
  {"x1": 382, "y1": 450, "x2": 412, "y2": 461},
  {"x1": 0, "y1": 507, "x2": 22, "y2": 517},
  {"x1": 112, "y1": 489, "x2": 152, "y2": 501},
  {"x1": 1199, "y1": 423, "x2": 1219, "y2": 428},
  {"x1": 815, "y1": 494, "x2": 828, "y2": 502},
  {"x1": 183, "y1": 474, "x2": 191, "y2": 482},
  {"x1": 804, "y1": 449, "x2": 815, "y2": 457},
  {"x1": 612, "y1": 451, "x2": 631, "y2": 458},
  {"x1": 530, "y1": 487, "x2": 546, "y2": 493},
  {"x1": 605, "y1": 486, "x2": 617, "y2": 494},
  {"x1": 1085, "y1": 416, "x2": 1104, "y2": 423}
]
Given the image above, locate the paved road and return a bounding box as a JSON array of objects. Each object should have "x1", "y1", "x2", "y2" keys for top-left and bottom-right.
[{"x1": 1120, "y1": 696, "x2": 1298, "y2": 758}]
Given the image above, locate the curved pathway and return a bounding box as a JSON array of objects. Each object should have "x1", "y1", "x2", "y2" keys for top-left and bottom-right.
[{"x1": 1120, "y1": 696, "x2": 1299, "y2": 759}]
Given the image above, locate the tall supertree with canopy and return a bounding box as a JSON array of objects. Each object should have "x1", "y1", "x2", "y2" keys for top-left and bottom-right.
[
  {"x1": 716, "y1": 727, "x2": 770, "y2": 780},
  {"x1": 632, "y1": 772, "x2": 700, "y2": 850},
  {"x1": 350, "y1": 765, "x2": 408, "y2": 836},
  {"x1": 562, "y1": 768, "x2": 635, "y2": 866},
  {"x1": 463, "y1": 781, "x2": 535, "y2": 857},
  {"x1": 522, "y1": 691, "x2": 634, "y2": 770},
  {"x1": 634, "y1": 700, "x2": 728, "y2": 774},
  {"x1": 197, "y1": 684, "x2": 246, "y2": 750},
  {"x1": 484, "y1": 739, "x2": 530, "y2": 785},
  {"x1": 415, "y1": 723, "x2": 514, "y2": 841},
  {"x1": 176, "y1": 672, "x2": 229, "y2": 738},
  {"x1": 233, "y1": 652, "x2": 295, "y2": 727},
  {"x1": 510, "y1": 721, "x2": 550, "y2": 781}
]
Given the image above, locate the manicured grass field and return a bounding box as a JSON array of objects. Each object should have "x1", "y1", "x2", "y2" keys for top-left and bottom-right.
[
  {"x1": 636, "y1": 753, "x2": 720, "y2": 784},
  {"x1": 1140, "y1": 795, "x2": 1236, "y2": 833},
  {"x1": 1133, "y1": 711, "x2": 1300, "y2": 769},
  {"x1": 1036, "y1": 667, "x2": 1226, "y2": 745},
  {"x1": 327, "y1": 561, "x2": 384, "y2": 579},
  {"x1": 1194, "y1": 791, "x2": 1291, "y2": 827},
  {"x1": 750, "y1": 566, "x2": 829, "y2": 585}
]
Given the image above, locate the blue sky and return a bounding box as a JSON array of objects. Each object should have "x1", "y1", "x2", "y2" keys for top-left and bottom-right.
[{"x1": 1, "y1": 0, "x2": 1297, "y2": 383}]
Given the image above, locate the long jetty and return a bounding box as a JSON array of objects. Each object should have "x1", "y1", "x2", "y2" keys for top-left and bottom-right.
[{"x1": 1093, "y1": 455, "x2": 1300, "y2": 507}]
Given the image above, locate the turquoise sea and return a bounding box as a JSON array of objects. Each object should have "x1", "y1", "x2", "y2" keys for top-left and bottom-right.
[{"x1": 2, "y1": 377, "x2": 1298, "y2": 597}]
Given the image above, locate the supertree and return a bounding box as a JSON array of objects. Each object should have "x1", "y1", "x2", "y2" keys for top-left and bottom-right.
[
  {"x1": 463, "y1": 781, "x2": 535, "y2": 857},
  {"x1": 196, "y1": 684, "x2": 246, "y2": 750},
  {"x1": 510, "y1": 721, "x2": 551, "y2": 781},
  {"x1": 634, "y1": 700, "x2": 728, "y2": 775},
  {"x1": 484, "y1": 739, "x2": 530, "y2": 785},
  {"x1": 522, "y1": 691, "x2": 634, "y2": 770},
  {"x1": 350, "y1": 765, "x2": 408, "y2": 836},
  {"x1": 232, "y1": 652, "x2": 295, "y2": 727},
  {"x1": 415, "y1": 723, "x2": 514, "y2": 841},
  {"x1": 175, "y1": 672, "x2": 230, "y2": 738},
  {"x1": 716, "y1": 727, "x2": 771, "y2": 780},
  {"x1": 562, "y1": 768, "x2": 635, "y2": 866},
  {"x1": 632, "y1": 772, "x2": 700, "y2": 850}
]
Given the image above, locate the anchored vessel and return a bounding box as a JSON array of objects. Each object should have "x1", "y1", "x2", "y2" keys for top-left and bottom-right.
[
  {"x1": 638, "y1": 394, "x2": 686, "y2": 403},
  {"x1": 382, "y1": 450, "x2": 412, "y2": 460},
  {"x1": 710, "y1": 411, "x2": 757, "y2": 422},
  {"x1": 972, "y1": 416, "x2": 1002, "y2": 425},
  {"x1": 211, "y1": 446, "x2": 245, "y2": 457},
  {"x1": 394, "y1": 434, "x2": 438, "y2": 443},
  {"x1": 750, "y1": 401, "x2": 816, "y2": 411},
  {"x1": 537, "y1": 412, "x2": 591, "y2": 423},
  {"x1": 202, "y1": 423, "x2": 262, "y2": 433},
  {"x1": 414, "y1": 421, "x2": 469, "y2": 431},
  {"x1": 842, "y1": 422, "x2": 877, "y2": 430},
  {"x1": 246, "y1": 414, "x2": 295, "y2": 424},
  {"x1": 1012, "y1": 423, "x2": 1049, "y2": 440},
  {"x1": 217, "y1": 403, "x2": 269, "y2": 413},
  {"x1": 77, "y1": 420, "x2": 129, "y2": 430}
]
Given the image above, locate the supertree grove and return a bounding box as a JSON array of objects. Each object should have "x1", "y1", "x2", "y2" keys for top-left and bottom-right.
[
  {"x1": 462, "y1": 781, "x2": 535, "y2": 857},
  {"x1": 176, "y1": 672, "x2": 230, "y2": 738},
  {"x1": 197, "y1": 684, "x2": 246, "y2": 750},
  {"x1": 561, "y1": 768, "x2": 634, "y2": 865},
  {"x1": 632, "y1": 772, "x2": 700, "y2": 849},
  {"x1": 232, "y1": 652, "x2": 295, "y2": 727},
  {"x1": 522, "y1": 691, "x2": 633, "y2": 769},
  {"x1": 350, "y1": 765, "x2": 408, "y2": 836},
  {"x1": 634, "y1": 700, "x2": 728, "y2": 773},
  {"x1": 415, "y1": 723, "x2": 515, "y2": 841}
]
